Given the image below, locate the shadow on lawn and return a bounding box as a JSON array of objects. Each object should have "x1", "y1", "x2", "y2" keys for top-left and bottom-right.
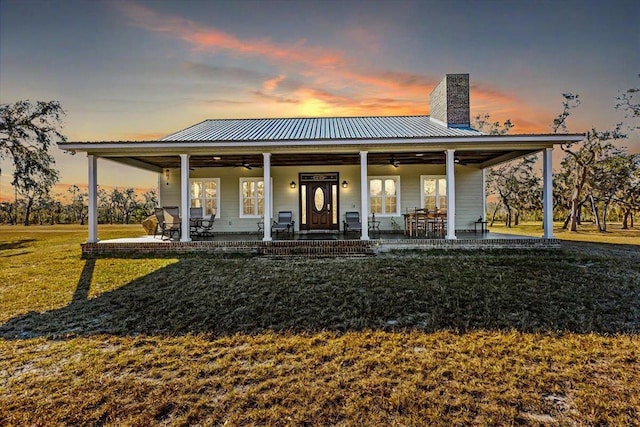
[
  {"x1": 1, "y1": 252, "x2": 639, "y2": 339},
  {"x1": 0, "y1": 239, "x2": 37, "y2": 257}
]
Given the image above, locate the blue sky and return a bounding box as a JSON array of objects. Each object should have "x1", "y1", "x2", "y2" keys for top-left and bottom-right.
[{"x1": 1, "y1": 0, "x2": 638, "y2": 200}]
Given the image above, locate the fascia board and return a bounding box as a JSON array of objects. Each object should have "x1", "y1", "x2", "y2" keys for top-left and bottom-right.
[{"x1": 58, "y1": 134, "x2": 584, "y2": 154}]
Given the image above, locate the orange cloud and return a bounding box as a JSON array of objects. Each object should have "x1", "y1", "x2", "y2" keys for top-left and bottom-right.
[
  {"x1": 262, "y1": 75, "x2": 286, "y2": 93},
  {"x1": 115, "y1": 2, "x2": 556, "y2": 133},
  {"x1": 117, "y1": 2, "x2": 345, "y2": 69}
]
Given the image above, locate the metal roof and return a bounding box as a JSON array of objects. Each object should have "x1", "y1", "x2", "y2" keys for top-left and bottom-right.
[{"x1": 160, "y1": 115, "x2": 482, "y2": 142}]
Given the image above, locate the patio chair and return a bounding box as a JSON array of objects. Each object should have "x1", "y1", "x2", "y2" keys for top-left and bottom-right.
[
  {"x1": 190, "y1": 207, "x2": 215, "y2": 238},
  {"x1": 272, "y1": 211, "x2": 295, "y2": 235},
  {"x1": 427, "y1": 210, "x2": 446, "y2": 237},
  {"x1": 189, "y1": 207, "x2": 203, "y2": 235},
  {"x1": 155, "y1": 206, "x2": 181, "y2": 240},
  {"x1": 343, "y1": 211, "x2": 362, "y2": 235},
  {"x1": 413, "y1": 208, "x2": 428, "y2": 237}
]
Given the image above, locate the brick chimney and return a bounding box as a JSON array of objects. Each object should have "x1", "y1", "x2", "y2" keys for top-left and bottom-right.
[{"x1": 429, "y1": 73, "x2": 470, "y2": 128}]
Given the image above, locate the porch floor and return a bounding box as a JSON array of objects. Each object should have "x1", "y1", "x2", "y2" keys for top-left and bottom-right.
[{"x1": 99, "y1": 230, "x2": 535, "y2": 244}]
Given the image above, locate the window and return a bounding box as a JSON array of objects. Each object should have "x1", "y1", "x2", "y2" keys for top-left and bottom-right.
[
  {"x1": 190, "y1": 178, "x2": 219, "y2": 216},
  {"x1": 369, "y1": 176, "x2": 400, "y2": 215},
  {"x1": 240, "y1": 178, "x2": 264, "y2": 218},
  {"x1": 421, "y1": 176, "x2": 447, "y2": 211}
]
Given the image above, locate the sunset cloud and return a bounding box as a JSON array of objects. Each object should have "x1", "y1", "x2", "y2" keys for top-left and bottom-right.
[
  {"x1": 262, "y1": 75, "x2": 286, "y2": 93},
  {"x1": 116, "y1": 2, "x2": 345, "y2": 69},
  {"x1": 114, "y1": 1, "x2": 550, "y2": 132}
]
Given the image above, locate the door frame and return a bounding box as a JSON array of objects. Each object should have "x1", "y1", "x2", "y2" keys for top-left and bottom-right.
[{"x1": 298, "y1": 172, "x2": 340, "y2": 231}]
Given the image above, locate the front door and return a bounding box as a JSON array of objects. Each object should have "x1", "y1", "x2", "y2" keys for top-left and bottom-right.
[{"x1": 299, "y1": 173, "x2": 339, "y2": 231}]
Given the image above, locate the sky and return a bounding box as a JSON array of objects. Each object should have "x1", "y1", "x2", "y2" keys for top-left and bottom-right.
[{"x1": 1, "y1": 0, "x2": 638, "y2": 201}]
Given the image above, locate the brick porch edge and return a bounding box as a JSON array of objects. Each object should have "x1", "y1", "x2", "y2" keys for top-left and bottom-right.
[{"x1": 81, "y1": 238, "x2": 560, "y2": 257}]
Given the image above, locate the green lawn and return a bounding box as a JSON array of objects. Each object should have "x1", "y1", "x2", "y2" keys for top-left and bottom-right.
[{"x1": 1, "y1": 224, "x2": 639, "y2": 425}]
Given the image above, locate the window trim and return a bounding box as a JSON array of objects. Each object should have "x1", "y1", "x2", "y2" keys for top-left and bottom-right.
[
  {"x1": 420, "y1": 175, "x2": 447, "y2": 211},
  {"x1": 189, "y1": 178, "x2": 220, "y2": 218},
  {"x1": 239, "y1": 177, "x2": 267, "y2": 219},
  {"x1": 368, "y1": 175, "x2": 401, "y2": 216}
]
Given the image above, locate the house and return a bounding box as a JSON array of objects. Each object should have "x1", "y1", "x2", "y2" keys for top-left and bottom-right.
[{"x1": 58, "y1": 74, "x2": 583, "y2": 248}]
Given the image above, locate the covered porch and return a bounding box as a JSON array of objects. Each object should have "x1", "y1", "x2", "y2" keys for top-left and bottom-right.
[{"x1": 76, "y1": 136, "x2": 568, "y2": 246}]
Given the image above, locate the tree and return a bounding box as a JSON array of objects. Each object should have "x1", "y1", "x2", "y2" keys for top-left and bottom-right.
[
  {"x1": 552, "y1": 93, "x2": 625, "y2": 231},
  {"x1": 615, "y1": 74, "x2": 639, "y2": 131},
  {"x1": 474, "y1": 114, "x2": 542, "y2": 227},
  {"x1": 13, "y1": 153, "x2": 59, "y2": 225},
  {"x1": 67, "y1": 185, "x2": 88, "y2": 225},
  {"x1": 0, "y1": 101, "x2": 66, "y2": 214},
  {"x1": 588, "y1": 147, "x2": 629, "y2": 231},
  {"x1": 487, "y1": 155, "x2": 540, "y2": 227},
  {"x1": 615, "y1": 155, "x2": 640, "y2": 229},
  {"x1": 473, "y1": 113, "x2": 514, "y2": 136}
]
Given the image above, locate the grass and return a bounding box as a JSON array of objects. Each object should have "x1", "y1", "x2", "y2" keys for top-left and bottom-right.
[
  {"x1": 490, "y1": 221, "x2": 640, "y2": 245},
  {"x1": 1, "y1": 224, "x2": 639, "y2": 425}
]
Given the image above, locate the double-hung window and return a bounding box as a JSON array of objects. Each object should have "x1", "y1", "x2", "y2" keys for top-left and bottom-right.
[
  {"x1": 190, "y1": 178, "x2": 220, "y2": 216},
  {"x1": 369, "y1": 176, "x2": 400, "y2": 215},
  {"x1": 421, "y1": 175, "x2": 447, "y2": 211},
  {"x1": 240, "y1": 178, "x2": 264, "y2": 218}
]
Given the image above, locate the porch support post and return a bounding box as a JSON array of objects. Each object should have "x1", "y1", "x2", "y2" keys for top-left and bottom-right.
[
  {"x1": 263, "y1": 153, "x2": 272, "y2": 241},
  {"x1": 180, "y1": 154, "x2": 191, "y2": 242},
  {"x1": 360, "y1": 151, "x2": 369, "y2": 240},
  {"x1": 445, "y1": 149, "x2": 457, "y2": 240},
  {"x1": 482, "y1": 168, "x2": 487, "y2": 221},
  {"x1": 542, "y1": 147, "x2": 554, "y2": 239},
  {"x1": 87, "y1": 154, "x2": 98, "y2": 243}
]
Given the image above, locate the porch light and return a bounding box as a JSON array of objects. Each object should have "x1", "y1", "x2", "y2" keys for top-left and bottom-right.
[
  {"x1": 342, "y1": 180, "x2": 348, "y2": 188},
  {"x1": 164, "y1": 168, "x2": 170, "y2": 182},
  {"x1": 290, "y1": 181, "x2": 296, "y2": 189}
]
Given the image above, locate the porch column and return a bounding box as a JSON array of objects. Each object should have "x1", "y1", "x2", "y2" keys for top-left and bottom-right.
[
  {"x1": 263, "y1": 153, "x2": 272, "y2": 241},
  {"x1": 445, "y1": 149, "x2": 456, "y2": 240},
  {"x1": 87, "y1": 154, "x2": 98, "y2": 243},
  {"x1": 482, "y1": 168, "x2": 487, "y2": 221},
  {"x1": 542, "y1": 147, "x2": 554, "y2": 239},
  {"x1": 180, "y1": 154, "x2": 190, "y2": 242},
  {"x1": 360, "y1": 151, "x2": 369, "y2": 240}
]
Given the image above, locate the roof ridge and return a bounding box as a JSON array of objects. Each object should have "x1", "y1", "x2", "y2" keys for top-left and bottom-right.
[{"x1": 203, "y1": 115, "x2": 431, "y2": 122}]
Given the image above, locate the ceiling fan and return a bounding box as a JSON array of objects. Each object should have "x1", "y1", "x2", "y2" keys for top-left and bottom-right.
[{"x1": 230, "y1": 157, "x2": 256, "y2": 170}]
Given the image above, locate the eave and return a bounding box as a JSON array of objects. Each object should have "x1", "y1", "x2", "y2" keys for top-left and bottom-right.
[{"x1": 58, "y1": 133, "x2": 585, "y2": 172}]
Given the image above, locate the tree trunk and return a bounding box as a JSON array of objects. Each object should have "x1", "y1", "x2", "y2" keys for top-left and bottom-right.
[
  {"x1": 622, "y1": 209, "x2": 630, "y2": 229},
  {"x1": 489, "y1": 203, "x2": 500, "y2": 227},
  {"x1": 562, "y1": 212, "x2": 572, "y2": 229},
  {"x1": 600, "y1": 198, "x2": 614, "y2": 232},
  {"x1": 23, "y1": 200, "x2": 33, "y2": 226},
  {"x1": 569, "y1": 164, "x2": 589, "y2": 232},
  {"x1": 514, "y1": 211, "x2": 520, "y2": 226},
  {"x1": 569, "y1": 197, "x2": 580, "y2": 231},
  {"x1": 588, "y1": 195, "x2": 602, "y2": 232}
]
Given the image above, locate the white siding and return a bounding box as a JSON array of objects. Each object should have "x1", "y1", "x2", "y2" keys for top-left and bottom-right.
[
  {"x1": 159, "y1": 164, "x2": 483, "y2": 233},
  {"x1": 454, "y1": 166, "x2": 484, "y2": 231}
]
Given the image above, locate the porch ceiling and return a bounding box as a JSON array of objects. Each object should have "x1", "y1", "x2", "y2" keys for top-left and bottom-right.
[{"x1": 109, "y1": 149, "x2": 539, "y2": 170}]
